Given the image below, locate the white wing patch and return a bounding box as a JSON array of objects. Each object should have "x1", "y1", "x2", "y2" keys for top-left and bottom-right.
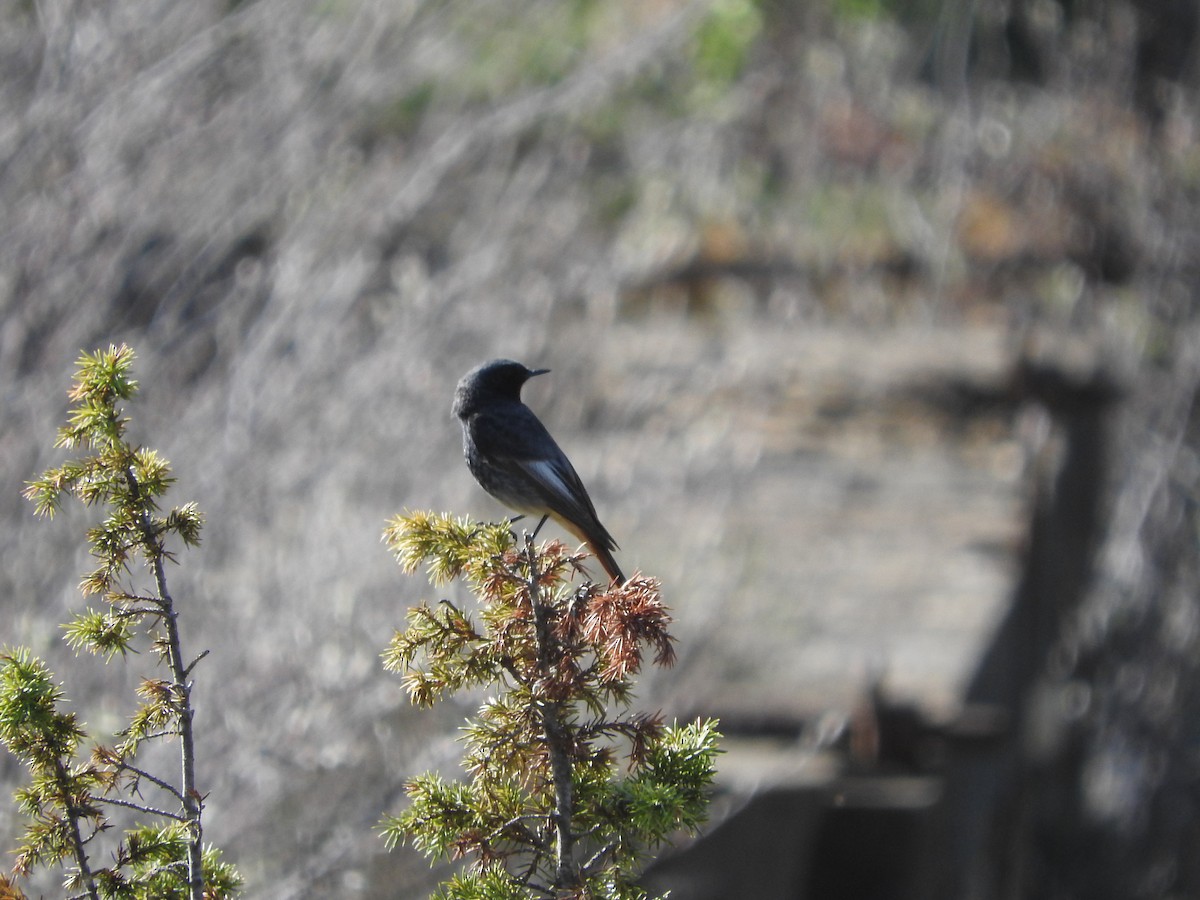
[{"x1": 526, "y1": 459, "x2": 573, "y2": 502}]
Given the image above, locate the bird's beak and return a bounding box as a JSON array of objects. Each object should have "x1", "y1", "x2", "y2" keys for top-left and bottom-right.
[{"x1": 528, "y1": 367, "x2": 550, "y2": 378}]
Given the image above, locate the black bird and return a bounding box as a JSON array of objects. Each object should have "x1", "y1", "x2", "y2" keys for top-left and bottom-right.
[{"x1": 452, "y1": 359, "x2": 624, "y2": 584}]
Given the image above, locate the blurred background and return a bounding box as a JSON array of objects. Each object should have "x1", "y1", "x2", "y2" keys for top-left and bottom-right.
[{"x1": 2, "y1": 0, "x2": 1198, "y2": 896}]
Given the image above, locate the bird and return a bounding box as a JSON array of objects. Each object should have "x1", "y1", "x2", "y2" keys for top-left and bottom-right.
[{"x1": 452, "y1": 359, "x2": 625, "y2": 584}]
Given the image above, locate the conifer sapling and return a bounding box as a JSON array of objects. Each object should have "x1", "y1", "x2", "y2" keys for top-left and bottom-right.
[{"x1": 380, "y1": 511, "x2": 720, "y2": 899}]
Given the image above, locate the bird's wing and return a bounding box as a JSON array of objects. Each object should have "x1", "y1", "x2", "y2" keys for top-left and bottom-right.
[{"x1": 473, "y1": 407, "x2": 617, "y2": 551}]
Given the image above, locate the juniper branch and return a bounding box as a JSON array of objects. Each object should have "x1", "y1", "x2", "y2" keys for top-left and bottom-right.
[
  {"x1": 381, "y1": 511, "x2": 720, "y2": 897},
  {"x1": 52, "y1": 757, "x2": 100, "y2": 900},
  {"x1": 125, "y1": 461, "x2": 204, "y2": 900},
  {"x1": 524, "y1": 532, "x2": 578, "y2": 891}
]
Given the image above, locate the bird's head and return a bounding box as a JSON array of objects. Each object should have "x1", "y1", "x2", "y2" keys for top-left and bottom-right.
[{"x1": 452, "y1": 359, "x2": 549, "y2": 419}]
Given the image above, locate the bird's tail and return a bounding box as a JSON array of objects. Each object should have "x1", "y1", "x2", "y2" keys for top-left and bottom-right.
[
  {"x1": 588, "y1": 540, "x2": 625, "y2": 586},
  {"x1": 551, "y1": 513, "x2": 625, "y2": 585}
]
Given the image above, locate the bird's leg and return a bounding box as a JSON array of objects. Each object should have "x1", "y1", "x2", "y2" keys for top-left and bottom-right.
[
  {"x1": 531, "y1": 514, "x2": 549, "y2": 540},
  {"x1": 507, "y1": 514, "x2": 527, "y2": 526}
]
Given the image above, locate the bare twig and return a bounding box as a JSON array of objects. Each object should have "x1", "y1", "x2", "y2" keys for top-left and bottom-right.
[
  {"x1": 183, "y1": 649, "x2": 209, "y2": 679},
  {"x1": 96, "y1": 796, "x2": 188, "y2": 822},
  {"x1": 108, "y1": 757, "x2": 186, "y2": 802},
  {"x1": 112, "y1": 605, "x2": 167, "y2": 619}
]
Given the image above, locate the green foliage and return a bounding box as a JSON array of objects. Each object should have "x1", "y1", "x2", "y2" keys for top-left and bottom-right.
[
  {"x1": 7, "y1": 345, "x2": 240, "y2": 899},
  {"x1": 24, "y1": 347, "x2": 204, "y2": 602},
  {"x1": 0, "y1": 655, "x2": 237, "y2": 898},
  {"x1": 62, "y1": 609, "x2": 136, "y2": 659},
  {"x1": 691, "y1": 0, "x2": 763, "y2": 90},
  {"x1": 381, "y1": 511, "x2": 721, "y2": 899},
  {"x1": 0, "y1": 649, "x2": 104, "y2": 881},
  {"x1": 96, "y1": 825, "x2": 242, "y2": 899},
  {"x1": 384, "y1": 511, "x2": 515, "y2": 589}
]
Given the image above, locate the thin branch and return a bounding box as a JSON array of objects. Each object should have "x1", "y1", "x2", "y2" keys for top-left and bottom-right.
[
  {"x1": 132, "y1": 859, "x2": 190, "y2": 884},
  {"x1": 183, "y1": 649, "x2": 209, "y2": 679},
  {"x1": 95, "y1": 796, "x2": 187, "y2": 822},
  {"x1": 125, "y1": 464, "x2": 205, "y2": 900},
  {"x1": 499, "y1": 657, "x2": 528, "y2": 687},
  {"x1": 53, "y1": 757, "x2": 100, "y2": 900},
  {"x1": 516, "y1": 847, "x2": 543, "y2": 886},
  {"x1": 111, "y1": 605, "x2": 167, "y2": 619},
  {"x1": 489, "y1": 814, "x2": 549, "y2": 851},
  {"x1": 524, "y1": 532, "x2": 579, "y2": 891},
  {"x1": 118, "y1": 728, "x2": 183, "y2": 750},
  {"x1": 580, "y1": 840, "x2": 619, "y2": 877},
  {"x1": 108, "y1": 591, "x2": 165, "y2": 604},
  {"x1": 108, "y1": 757, "x2": 186, "y2": 802}
]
